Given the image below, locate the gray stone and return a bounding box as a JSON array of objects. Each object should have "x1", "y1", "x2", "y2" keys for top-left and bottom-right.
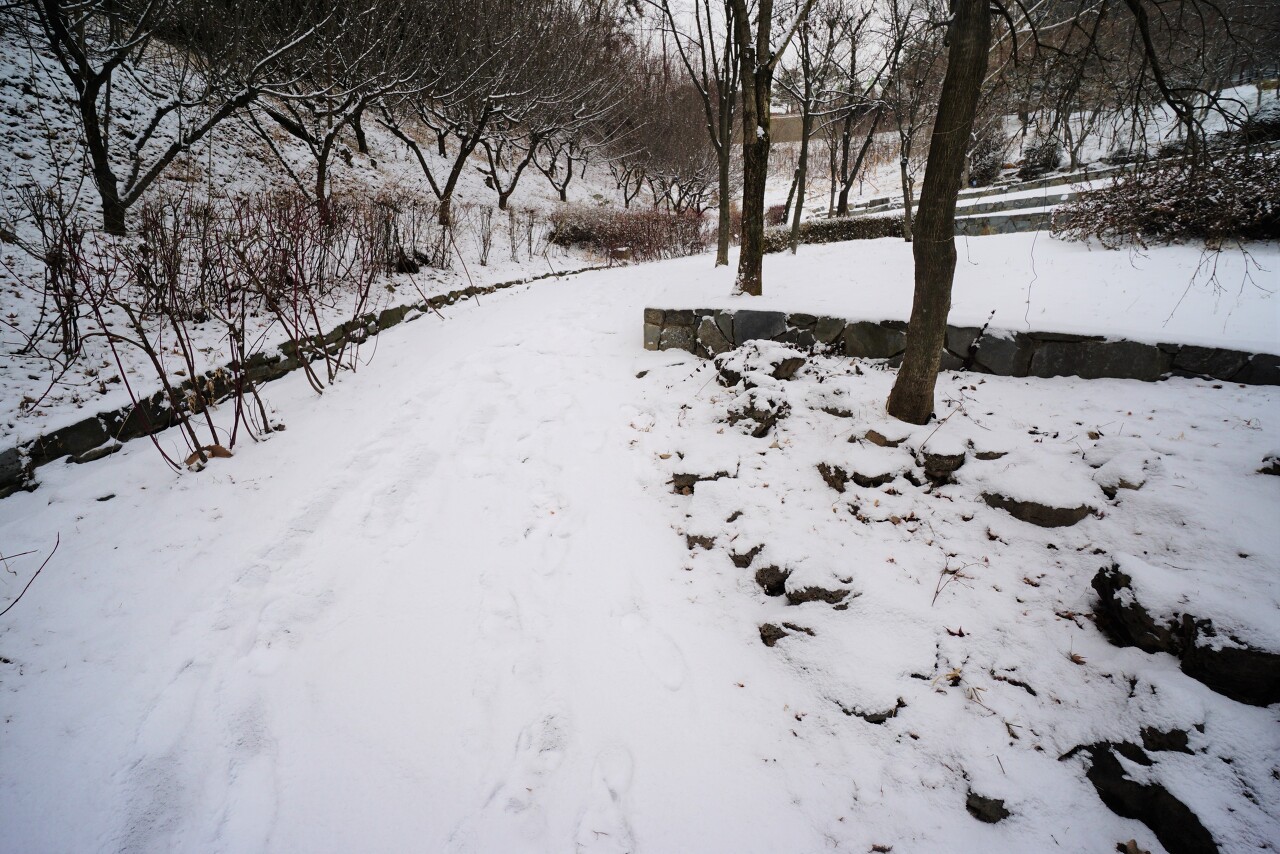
[
  {"x1": 1234, "y1": 353, "x2": 1280, "y2": 386},
  {"x1": 945, "y1": 326, "x2": 982, "y2": 359},
  {"x1": 696, "y1": 316, "x2": 733, "y2": 357},
  {"x1": 643, "y1": 323, "x2": 662, "y2": 351},
  {"x1": 790, "y1": 313, "x2": 818, "y2": 328},
  {"x1": 0, "y1": 447, "x2": 27, "y2": 497},
  {"x1": 1092, "y1": 565, "x2": 1185, "y2": 656},
  {"x1": 1171, "y1": 345, "x2": 1248, "y2": 379},
  {"x1": 939, "y1": 350, "x2": 965, "y2": 372},
  {"x1": 658, "y1": 325, "x2": 696, "y2": 352},
  {"x1": 665, "y1": 309, "x2": 696, "y2": 327},
  {"x1": 643, "y1": 307, "x2": 665, "y2": 326},
  {"x1": 814, "y1": 316, "x2": 844, "y2": 345},
  {"x1": 714, "y1": 311, "x2": 734, "y2": 342},
  {"x1": 777, "y1": 328, "x2": 817, "y2": 350},
  {"x1": 974, "y1": 332, "x2": 1035, "y2": 376},
  {"x1": 733, "y1": 310, "x2": 787, "y2": 344},
  {"x1": 1025, "y1": 331, "x2": 1105, "y2": 344},
  {"x1": 842, "y1": 321, "x2": 906, "y2": 358},
  {"x1": 72, "y1": 443, "x2": 122, "y2": 464},
  {"x1": 755, "y1": 565, "x2": 791, "y2": 597},
  {"x1": 983, "y1": 492, "x2": 1094, "y2": 527},
  {"x1": 966, "y1": 792, "x2": 1011, "y2": 824},
  {"x1": 1030, "y1": 340, "x2": 1171, "y2": 381}
]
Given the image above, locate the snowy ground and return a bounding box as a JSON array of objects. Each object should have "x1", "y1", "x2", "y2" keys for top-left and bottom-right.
[{"x1": 1, "y1": 240, "x2": 1278, "y2": 852}]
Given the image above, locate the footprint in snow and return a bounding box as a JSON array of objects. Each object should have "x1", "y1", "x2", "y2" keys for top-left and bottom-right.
[
  {"x1": 622, "y1": 613, "x2": 687, "y2": 691},
  {"x1": 574, "y1": 747, "x2": 636, "y2": 854}
]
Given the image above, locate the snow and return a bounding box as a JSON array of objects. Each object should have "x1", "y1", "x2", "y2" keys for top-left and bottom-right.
[
  {"x1": 651, "y1": 235, "x2": 1280, "y2": 355},
  {"x1": 2, "y1": 251, "x2": 1278, "y2": 853}
]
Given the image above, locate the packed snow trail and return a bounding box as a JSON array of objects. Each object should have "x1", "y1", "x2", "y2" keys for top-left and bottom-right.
[{"x1": 0, "y1": 267, "x2": 873, "y2": 853}]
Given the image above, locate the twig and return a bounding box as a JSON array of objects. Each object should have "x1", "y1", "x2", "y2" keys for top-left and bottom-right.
[{"x1": 0, "y1": 534, "x2": 59, "y2": 619}]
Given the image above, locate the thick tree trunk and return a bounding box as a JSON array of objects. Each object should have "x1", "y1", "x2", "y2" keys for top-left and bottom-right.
[
  {"x1": 737, "y1": 128, "x2": 768, "y2": 296},
  {"x1": 887, "y1": 0, "x2": 991, "y2": 425},
  {"x1": 715, "y1": 147, "x2": 732, "y2": 266}
]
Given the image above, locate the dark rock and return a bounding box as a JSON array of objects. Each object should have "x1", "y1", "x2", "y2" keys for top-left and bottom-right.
[
  {"x1": 921, "y1": 451, "x2": 966, "y2": 483},
  {"x1": 820, "y1": 406, "x2": 854, "y2": 418},
  {"x1": 55, "y1": 417, "x2": 109, "y2": 457},
  {"x1": 983, "y1": 492, "x2": 1093, "y2": 527},
  {"x1": 1260, "y1": 453, "x2": 1280, "y2": 476},
  {"x1": 731, "y1": 545, "x2": 764, "y2": 568},
  {"x1": 759, "y1": 623, "x2": 788, "y2": 647},
  {"x1": 851, "y1": 470, "x2": 896, "y2": 489},
  {"x1": 0, "y1": 448, "x2": 30, "y2": 499},
  {"x1": 1075, "y1": 743, "x2": 1218, "y2": 854},
  {"x1": 665, "y1": 309, "x2": 696, "y2": 326},
  {"x1": 780, "y1": 622, "x2": 815, "y2": 637},
  {"x1": 786, "y1": 585, "x2": 850, "y2": 606},
  {"x1": 973, "y1": 332, "x2": 1035, "y2": 376},
  {"x1": 377, "y1": 304, "x2": 412, "y2": 329},
  {"x1": 840, "y1": 697, "x2": 905, "y2": 724},
  {"x1": 777, "y1": 328, "x2": 817, "y2": 350},
  {"x1": 659, "y1": 325, "x2": 696, "y2": 352},
  {"x1": 790, "y1": 313, "x2": 818, "y2": 328},
  {"x1": 946, "y1": 326, "x2": 983, "y2": 359},
  {"x1": 714, "y1": 312, "x2": 735, "y2": 343},
  {"x1": 72, "y1": 443, "x2": 122, "y2": 464},
  {"x1": 864, "y1": 429, "x2": 906, "y2": 448},
  {"x1": 1026, "y1": 331, "x2": 1106, "y2": 344},
  {"x1": 1091, "y1": 565, "x2": 1186, "y2": 656},
  {"x1": 1171, "y1": 346, "x2": 1248, "y2": 379},
  {"x1": 843, "y1": 321, "x2": 906, "y2": 359},
  {"x1": 1141, "y1": 727, "x2": 1192, "y2": 755},
  {"x1": 817, "y1": 463, "x2": 849, "y2": 492},
  {"x1": 686, "y1": 534, "x2": 716, "y2": 550},
  {"x1": 814, "y1": 316, "x2": 845, "y2": 345},
  {"x1": 1031, "y1": 340, "x2": 1172, "y2": 382},
  {"x1": 643, "y1": 308, "x2": 666, "y2": 325},
  {"x1": 974, "y1": 450, "x2": 1007, "y2": 460},
  {"x1": 966, "y1": 792, "x2": 1011, "y2": 824},
  {"x1": 697, "y1": 316, "x2": 734, "y2": 357},
  {"x1": 671, "y1": 471, "x2": 731, "y2": 494},
  {"x1": 771, "y1": 356, "x2": 806, "y2": 380},
  {"x1": 755, "y1": 565, "x2": 791, "y2": 597},
  {"x1": 1180, "y1": 624, "x2": 1280, "y2": 707},
  {"x1": 938, "y1": 350, "x2": 966, "y2": 372},
  {"x1": 727, "y1": 395, "x2": 789, "y2": 438},
  {"x1": 1233, "y1": 353, "x2": 1280, "y2": 386},
  {"x1": 734, "y1": 310, "x2": 787, "y2": 344}
]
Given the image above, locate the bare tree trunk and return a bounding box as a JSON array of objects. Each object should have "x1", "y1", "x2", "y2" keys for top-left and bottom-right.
[
  {"x1": 899, "y1": 155, "x2": 914, "y2": 241},
  {"x1": 737, "y1": 119, "x2": 769, "y2": 296},
  {"x1": 887, "y1": 0, "x2": 990, "y2": 425},
  {"x1": 788, "y1": 112, "x2": 814, "y2": 253},
  {"x1": 716, "y1": 144, "x2": 732, "y2": 265}
]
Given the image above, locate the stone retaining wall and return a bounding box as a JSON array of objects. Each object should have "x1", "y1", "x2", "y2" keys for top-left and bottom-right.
[
  {"x1": 0, "y1": 264, "x2": 609, "y2": 499},
  {"x1": 643, "y1": 307, "x2": 1279, "y2": 386}
]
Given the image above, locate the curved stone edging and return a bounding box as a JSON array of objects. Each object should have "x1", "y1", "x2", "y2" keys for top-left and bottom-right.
[
  {"x1": 642, "y1": 307, "x2": 1279, "y2": 386},
  {"x1": 0, "y1": 264, "x2": 611, "y2": 499}
]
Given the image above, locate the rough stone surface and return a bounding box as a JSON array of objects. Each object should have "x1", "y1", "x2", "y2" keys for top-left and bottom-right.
[
  {"x1": 696, "y1": 317, "x2": 733, "y2": 357},
  {"x1": 658, "y1": 325, "x2": 696, "y2": 352},
  {"x1": 754, "y1": 565, "x2": 791, "y2": 597},
  {"x1": 983, "y1": 492, "x2": 1094, "y2": 527},
  {"x1": 665, "y1": 309, "x2": 696, "y2": 327},
  {"x1": 946, "y1": 326, "x2": 983, "y2": 358},
  {"x1": 733, "y1": 310, "x2": 787, "y2": 344},
  {"x1": 1076, "y1": 743, "x2": 1219, "y2": 854},
  {"x1": 1260, "y1": 452, "x2": 1280, "y2": 476},
  {"x1": 72, "y1": 443, "x2": 122, "y2": 464},
  {"x1": 1031, "y1": 340, "x2": 1172, "y2": 381},
  {"x1": 973, "y1": 332, "x2": 1035, "y2": 376},
  {"x1": 643, "y1": 322, "x2": 661, "y2": 351},
  {"x1": 1181, "y1": 627, "x2": 1280, "y2": 707},
  {"x1": 771, "y1": 356, "x2": 806, "y2": 380},
  {"x1": 777, "y1": 328, "x2": 817, "y2": 350},
  {"x1": 1235, "y1": 353, "x2": 1280, "y2": 385},
  {"x1": 1091, "y1": 566, "x2": 1185, "y2": 656},
  {"x1": 785, "y1": 585, "x2": 850, "y2": 606},
  {"x1": 814, "y1": 316, "x2": 845, "y2": 345},
  {"x1": 759, "y1": 623, "x2": 789, "y2": 647},
  {"x1": 921, "y1": 451, "x2": 966, "y2": 483},
  {"x1": 842, "y1": 321, "x2": 906, "y2": 359},
  {"x1": 1171, "y1": 345, "x2": 1248, "y2": 378},
  {"x1": 966, "y1": 792, "x2": 1011, "y2": 824},
  {"x1": 643, "y1": 307, "x2": 665, "y2": 325}
]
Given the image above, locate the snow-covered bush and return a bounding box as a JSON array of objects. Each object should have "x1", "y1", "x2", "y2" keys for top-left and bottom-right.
[
  {"x1": 1052, "y1": 150, "x2": 1280, "y2": 247},
  {"x1": 763, "y1": 213, "x2": 903, "y2": 252},
  {"x1": 967, "y1": 128, "x2": 1006, "y2": 187},
  {"x1": 1017, "y1": 138, "x2": 1063, "y2": 181},
  {"x1": 548, "y1": 205, "x2": 708, "y2": 261},
  {"x1": 1241, "y1": 100, "x2": 1280, "y2": 144}
]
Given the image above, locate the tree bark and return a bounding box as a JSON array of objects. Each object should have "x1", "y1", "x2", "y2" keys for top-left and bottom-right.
[
  {"x1": 788, "y1": 111, "x2": 813, "y2": 253},
  {"x1": 899, "y1": 156, "x2": 914, "y2": 241},
  {"x1": 886, "y1": 0, "x2": 990, "y2": 425}
]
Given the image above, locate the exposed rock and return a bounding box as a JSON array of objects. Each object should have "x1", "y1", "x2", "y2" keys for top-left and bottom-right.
[
  {"x1": 1171, "y1": 345, "x2": 1248, "y2": 379},
  {"x1": 983, "y1": 492, "x2": 1094, "y2": 527},
  {"x1": 1073, "y1": 743, "x2": 1218, "y2": 854},
  {"x1": 696, "y1": 316, "x2": 734, "y2": 357},
  {"x1": 786, "y1": 585, "x2": 851, "y2": 606},
  {"x1": 686, "y1": 534, "x2": 716, "y2": 551},
  {"x1": 973, "y1": 332, "x2": 1035, "y2": 376},
  {"x1": 731, "y1": 545, "x2": 764, "y2": 569},
  {"x1": 72, "y1": 443, "x2": 122, "y2": 464},
  {"x1": 1181, "y1": 624, "x2": 1280, "y2": 707},
  {"x1": 965, "y1": 792, "x2": 1011, "y2": 824},
  {"x1": 733, "y1": 310, "x2": 787, "y2": 344},
  {"x1": 759, "y1": 623, "x2": 789, "y2": 647},
  {"x1": 781, "y1": 622, "x2": 815, "y2": 637},
  {"x1": 643, "y1": 322, "x2": 661, "y2": 350},
  {"x1": 1259, "y1": 452, "x2": 1280, "y2": 476},
  {"x1": 643, "y1": 307, "x2": 665, "y2": 325},
  {"x1": 755, "y1": 565, "x2": 791, "y2": 597},
  {"x1": 842, "y1": 321, "x2": 906, "y2": 359},
  {"x1": 817, "y1": 463, "x2": 850, "y2": 492},
  {"x1": 771, "y1": 356, "x2": 806, "y2": 380},
  {"x1": 921, "y1": 450, "x2": 966, "y2": 484},
  {"x1": 1091, "y1": 565, "x2": 1185, "y2": 656},
  {"x1": 814, "y1": 316, "x2": 845, "y2": 344},
  {"x1": 1235, "y1": 352, "x2": 1280, "y2": 386},
  {"x1": 790, "y1": 313, "x2": 818, "y2": 328},
  {"x1": 727, "y1": 392, "x2": 790, "y2": 438},
  {"x1": 840, "y1": 697, "x2": 905, "y2": 724},
  {"x1": 864, "y1": 429, "x2": 906, "y2": 448},
  {"x1": 671, "y1": 471, "x2": 731, "y2": 495},
  {"x1": 851, "y1": 470, "x2": 897, "y2": 489},
  {"x1": 777, "y1": 328, "x2": 817, "y2": 350},
  {"x1": 1031, "y1": 340, "x2": 1172, "y2": 382},
  {"x1": 974, "y1": 450, "x2": 1007, "y2": 460},
  {"x1": 1141, "y1": 727, "x2": 1192, "y2": 755},
  {"x1": 658, "y1": 325, "x2": 696, "y2": 352}
]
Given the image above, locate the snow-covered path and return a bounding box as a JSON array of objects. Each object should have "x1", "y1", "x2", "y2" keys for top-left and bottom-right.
[{"x1": 0, "y1": 269, "x2": 852, "y2": 853}]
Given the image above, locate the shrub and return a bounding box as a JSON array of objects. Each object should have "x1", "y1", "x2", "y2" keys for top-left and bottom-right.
[
  {"x1": 967, "y1": 128, "x2": 1006, "y2": 187},
  {"x1": 763, "y1": 214, "x2": 903, "y2": 252},
  {"x1": 548, "y1": 205, "x2": 708, "y2": 261},
  {"x1": 1241, "y1": 100, "x2": 1280, "y2": 144},
  {"x1": 1051, "y1": 150, "x2": 1280, "y2": 247},
  {"x1": 1017, "y1": 138, "x2": 1062, "y2": 181},
  {"x1": 765, "y1": 204, "x2": 788, "y2": 226}
]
